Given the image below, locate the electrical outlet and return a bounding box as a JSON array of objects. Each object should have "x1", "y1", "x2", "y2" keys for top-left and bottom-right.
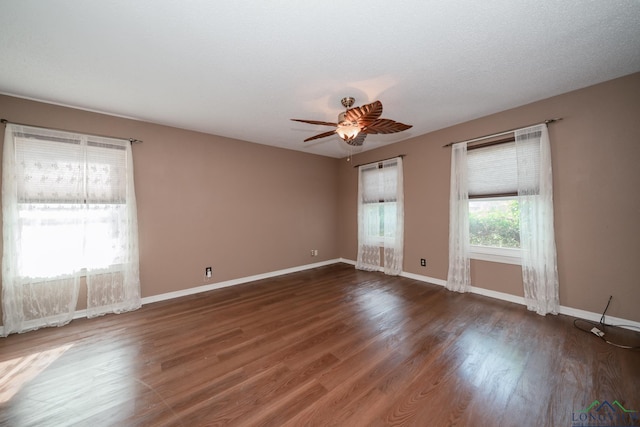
[
  {"x1": 311, "y1": 249, "x2": 318, "y2": 257},
  {"x1": 420, "y1": 258, "x2": 426, "y2": 267},
  {"x1": 205, "y1": 267, "x2": 212, "y2": 278}
]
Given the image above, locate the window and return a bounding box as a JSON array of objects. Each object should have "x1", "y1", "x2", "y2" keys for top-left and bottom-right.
[
  {"x1": 14, "y1": 132, "x2": 131, "y2": 278},
  {"x1": 360, "y1": 162, "x2": 399, "y2": 245},
  {"x1": 466, "y1": 138, "x2": 539, "y2": 264},
  {"x1": 447, "y1": 125, "x2": 558, "y2": 311},
  {"x1": 468, "y1": 197, "x2": 521, "y2": 263},
  {"x1": 469, "y1": 197, "x2": 520, "y2": 248},
  {"x1": 3, "y1": 123, "x2": 141, "y2": 335},
  {"x1": 356, "y1": 157, "x2": 404, "y2": 275}
]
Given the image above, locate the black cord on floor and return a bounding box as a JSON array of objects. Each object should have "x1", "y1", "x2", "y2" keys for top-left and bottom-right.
[{"x1": 573, "y1": 300, "x2": 640, "y2": 350}]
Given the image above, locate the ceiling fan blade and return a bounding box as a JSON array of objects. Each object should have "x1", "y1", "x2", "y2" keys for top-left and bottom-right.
[
  {"x1": 345, "y1": 133, "x2": 367, "y2": 146},
  {"x1": 291, "y1": 119, "x2": 337, "y2": 127},
  {"x1": 304, "y1": 130, "x2": 336, "y2": 142},
  {"x1": 344, "y1": 100, "x2": 383, "y2": 125},
  {"x1": 362, "y1": 119, "x2": 412, "y2": 135}
]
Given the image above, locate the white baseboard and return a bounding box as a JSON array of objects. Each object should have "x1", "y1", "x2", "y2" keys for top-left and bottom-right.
[
  {"x1": 1, "y1": 259, "x2": 340, "y2": 337},
  {"x1": 140, "y1": 258, "x2": 341, "y2": 305},
  {"x1": 394, "y1": 264, "x2": 640, "y2": 331},
  {"x1": 558, "y1": 306, "x2": 640, "y2": 330},
  {"x1": 4, "y1": 258, "x2": 637, "y2": 335},
  {"x1": 400, "y1": 270, "x2": 447, "y2": 287}
]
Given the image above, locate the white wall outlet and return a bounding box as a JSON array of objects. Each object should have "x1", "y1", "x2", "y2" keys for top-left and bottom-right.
[
  {"x1": 310, "y1": 249, "x2": 318, "y2": 257},
  {"x1": 205, "y1": 267, "x2": 212, "y2": 278}
]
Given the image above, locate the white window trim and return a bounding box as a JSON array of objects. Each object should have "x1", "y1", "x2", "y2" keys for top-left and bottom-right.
[
  {"x1": 468, "y1": 196, "x2": 521, "y2": 265},
  {"x1": 469, "y1": 245, "x2": 522, "y2": 265}
]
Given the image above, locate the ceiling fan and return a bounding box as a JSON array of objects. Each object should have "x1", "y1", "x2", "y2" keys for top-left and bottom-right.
[{"x1": 291, "y1": 97, "x2": 412, "y2": 146}]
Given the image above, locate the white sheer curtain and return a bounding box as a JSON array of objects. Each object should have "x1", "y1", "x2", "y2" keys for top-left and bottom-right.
[
  {"x1": 516, "y1": 124, "x2": 559, "y2": 315},
  {"x1": 356, "y1": 157, "x2": 404, "y2": 275},
  {"x1": 85, "y1": 134, "x2": 141, "y2": 318},
  {"x1": 2, "y1": 124, "x2": 141, "y2": 336},
  {"x1": 446, "y1": 143, "x2": 471, "y2": 292},
  {"x1": 2, "y1": 125, "x2": 81, "y2": 334}
]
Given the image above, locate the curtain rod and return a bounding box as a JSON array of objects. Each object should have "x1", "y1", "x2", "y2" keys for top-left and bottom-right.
[
  {"x1": 352, "y1": 154, "x2": 406, "y2": 168},
  {"x1": 442, "y1": 118, "x2": 562, "y2": 148},
  {"x1": 0, "y1": 118, "x2": 143, "y2": 144}
]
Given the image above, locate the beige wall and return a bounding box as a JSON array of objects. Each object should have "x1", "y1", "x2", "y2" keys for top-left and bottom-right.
[
  {"x1": 0, "y1": 95, "x2": 340, "y2": 318},
  {"x1": 338, "y1": 72, "x2": 640, "y2": 322},
  {"x1": 1, "y1": 72, "x2": 639, "y2": 326}
]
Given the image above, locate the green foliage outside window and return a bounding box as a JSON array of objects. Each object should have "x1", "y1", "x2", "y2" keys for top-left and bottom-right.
[{"x1": 469, "y1": 199, "x2": 520, "y2": 248}]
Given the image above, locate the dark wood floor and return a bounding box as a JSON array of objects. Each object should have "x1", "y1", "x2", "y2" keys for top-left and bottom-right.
[{"x1": 1, "y1": 263, "x2": 638, "y2": 426}]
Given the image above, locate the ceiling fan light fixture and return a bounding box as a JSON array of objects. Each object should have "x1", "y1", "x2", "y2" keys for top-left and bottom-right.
[
  {"x1": 336, "y1": 112, "x2": 361, "y2": 140},
  {"x1": 336, "y1": 126, "x2": 360, "y2": 141}
]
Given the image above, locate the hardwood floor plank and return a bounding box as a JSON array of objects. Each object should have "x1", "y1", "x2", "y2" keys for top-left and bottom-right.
[
  {"x1": 286, "y1": 348, "x2": 407, "y2": 425},
  {"x1": 1, "y1": 263, "x2": 638, "y2": 426}
]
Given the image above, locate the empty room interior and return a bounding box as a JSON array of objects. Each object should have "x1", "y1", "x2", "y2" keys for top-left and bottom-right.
[{"x1": 1, "y1": 1, "x2": 639, "y2": 426}]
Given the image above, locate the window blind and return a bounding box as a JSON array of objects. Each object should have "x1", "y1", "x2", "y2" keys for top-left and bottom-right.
[
  {"x1": 14, "y1": 130, "x2": 129, "y2": 204},
  {"x1": 360, "y1": 160, "x2": 399, "y2": 203},
  {"x1": 467, "y1": 138, "x2": 540, "y2": 198}
]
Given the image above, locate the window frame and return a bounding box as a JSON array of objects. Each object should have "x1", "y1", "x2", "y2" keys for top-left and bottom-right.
[
  {"x1": 469, "y1": 244, "x2": 522, "y2": 265},
  {"x1": 359, "y1": 159, "x2": 400, "y2": 248},
  {"x1": 468, "y1": 195, "x2": 522, "y2": 265},
  {"x1": 466, "y1": 139, "x2": 524, "y2": 265},
  {"x1": 362, "y1": 200, "x2": 398, "y2": 247},
  {"x1": 12, "y1": 130, "x2": 132, "y2": 279}
]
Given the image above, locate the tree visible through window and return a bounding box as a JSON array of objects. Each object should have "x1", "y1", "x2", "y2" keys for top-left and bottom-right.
[{"x1": 469, "y1": 198, "x2": 520, "y2": 248}]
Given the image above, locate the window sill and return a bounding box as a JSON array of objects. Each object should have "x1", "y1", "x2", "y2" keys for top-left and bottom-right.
[{"x1": 469, "y1": 246, "x2": 521, "y2": 265}]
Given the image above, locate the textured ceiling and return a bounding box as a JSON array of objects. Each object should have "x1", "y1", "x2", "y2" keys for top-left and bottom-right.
[{"x1": 1, "y1": 1, "x2": 639, "y2": 158}]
